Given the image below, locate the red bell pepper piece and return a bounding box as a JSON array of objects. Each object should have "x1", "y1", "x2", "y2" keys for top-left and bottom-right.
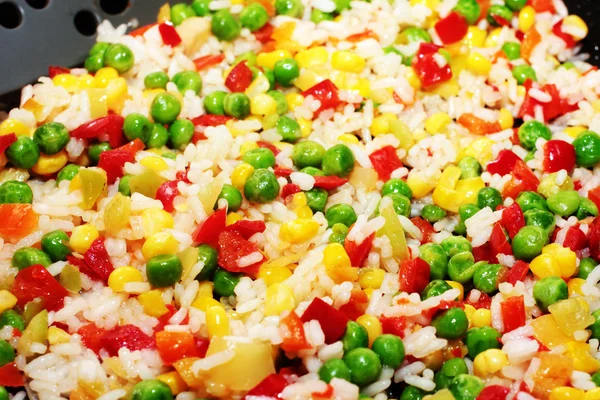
[
  {"x1": 191, "y1": 114, "x2": 232, "y2": 127},
  {"x1": 83, "y1": 238, "x2": 115, "y2": 283},
  {"x1": 490, "y1": 222, "x2": 513, "y2": 256},
  {"x1": 412, "y1": 43, "x2": 452, "y2": 89},
  {"x1": 344, "y1": 232, "x2": 374, "y2": 268},
  {"x1": 78, "y1": 324, "x2": 107, "y2": 354},
  {"x1": 158, "y1": 22, "x2": 182, "y2": 47},
  {"x1": 274, "y1": 166, "x2": 293, "y2": 177},
  {"x1": 502, "y1": 160, "x2": 540, "y2": 199},
  {"x1": 193, "y1": 54, "x2": 225, "y2": 71},
  {"x1": 0, "y1": 133, "x2": 17, "y2": 155},
  {"x1": 519, "y1": 83, "x2": 576, "y2": 121},
  {"x1": 346, "y1": 30, "x2": 379, "y2": 43},
  {"x1": 380, "y1": 316, "x2": 407, "y2": 338},
  {"x1": 302, "y1": 80, "x2": 343, "y2": 115},
  {"x1": 129, "y1": 23, "x2": 156, "y2": 37},
  {"x1": 477, "y1": 385, "x2": 510, "y2": 400},
  {"x1": 48, "y1": 66, "x2": 71, "y2": 78},
  {"x1": 246, "y1": 373, "x2": 290, "y2": 399},
  {"x1": 70, "y1": 114, "x2": 125, "y2": 148},
  {"x1": 313, "y1": 384, "x2": 334, "y2": 399},
  {"x1": 590, "y1": 187, "x2": 600, "y2": 211},
  {"x1": 280, "y1": 311, "x2": 311, "y2": 352},
  {"x1": 338, "y1": 289, "x2": 369, "y2": 321},
  {"x1": 411, "y1": 217, "x2": 435, "y2": 244},
  {"x1": 0, "y1": 204, "x2": 38, "y2": 242},
  {"x1": 472, "y1": 243, "x2": 498, "y2": 264},
  {"x1": 98, "y1": 149, "x2": 135, "y2": 184},
  {"x1": 257, "y1": 140, "x2": 280, "y2": 156},
  {"x1": 217, "y1": 230, "x2": 265, "y2": 274},
  {"x1": 563, "y1": 225, "x2": 587, "y2": 252},
  {"x1": 487, "y1": 150, "x2": 521, "y2": 176},
  {"x1": 527, "y1": 0, "x2": 555, "y2": 13},
  {"x1": 502, "y1": 203, "x2": 525, "y2": 239},
  {"x1": 521, "y1": 26, "x2": 541, "y2": 61},
  {"x1": 225, "y1": 61, "x2": 253, "y2": 93},
  {"x1": 225, "y1": 219, "x2": 267, "y2": 240},
  {"x1": 505, "y1": 260, "x2": 530, "y2": 285},
  {"x1": 588, "y1": 216, "x2": 600, "y2": 262},
  {"x1": 313, "y1": 176, "x2": 348, "y2": 190},
  {"x1": 369, "y1": 146, "x2": 403, "y2": 181},
  {"x1": 192, "y1": 208, "x2": 227, "y2": 246},
  {"x1": 543, "y1": 140, "x2": 576, "y2": 173},
  {"x1": 398, "y1": 257, "x2": 430, "y2": 294},
  {"x1": 194, "y1": 337, "x2": 209, "y2": 358},
  {"x1": 434, "y1": 12, "x2": 468, "y2": 45},
  {"x1": 281, "y1": 183, "x2": 302, "y2": 199},
  {"x1": 253, "y1": 22, "x2": 274, "y2": 43},
  {"x1": 101, "y1": 324, "x2": 155, "y2": 357},
  {"x1": 464, "y1": 291, "x2": 492, "y2": 309},
  {"x1": 552, "y1": 20, "x2": 576, "y2": 48},
  {"x1": 117, "y1": 138, "x2": 145, "y2": 154},
  {"x1": 501, "y1": 295, "x2": 526, "y2": 332},
  {"x1": 457, "y1": 113, "x2": 502, "y2": 135},
  {"x1": 156, "y1": 331, "x2": 198, "y2": 365},
  {"x1": 12, "y1": 265, "x2": 68, "y2": 311},
  {"x1": 156, "y1": 181, "x2": 179, "y2": 212},
  {"x1": 0, "y1": 363, "x2": 24, "y2": 387},
  {"x1": 300, "y1": 297, "x2": 349, "y2": 344}
]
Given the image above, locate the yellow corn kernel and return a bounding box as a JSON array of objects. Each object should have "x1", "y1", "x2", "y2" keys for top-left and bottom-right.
[
  {"x1": 0, "y1": 290, "x2": 17, "y2": 314},
  {"x1": 466, "y1": 52, "x2": 492, "y2": 76},
  {"x1": 518, "y1": 6, "x2": 536, "y2": 33},
  {"x1": 245, "y1": 75, "x2": 271, "y2": 98},
  {"x1": 108, "y1": 266, "x2": 144, "y2": 292},
  {"x1": 338, "y1": 133, "x2": 359, "y2": 144},
  {"x1": 226, "y1": 212, "x2": 242, "y2": 226},
  {"x1": 529, "y1": 253, "x2": 561, "y2": 279},
  {"x1": 425, "y1": 112, "x2": 452, "y2": 134},
  {"x1": 77, "y1": 74, "x2": 94, "y2": 90},
  {"x1": 331, "y1": 51, "x2": 366, "y2": 74},
  {"x1": 0, "y1": 118, "x2": 31, "y2": 137},
  {"x1": 142, "y1": 232, "x2": 179, "y2": 260},
  {"x1": 295, "y1": 47, "x2": 329, "y2": 69},
  {"x1": 294, "y1": 70, "x2": 320, "y2": 92},
  {"x1": 296, "y1": 117, "x2": 311, "y2": 138},
  {"x1": 423, "y1": 389, "x2": 455, "y2": 400},
  {"x1": 192, "y1": 296, "x2": 222, "y2": 312},
  {"x1": 231, "y1": 163, "x2": 254, "y2": 190},
  {"x1": 138, "y1": 289, "x2": 169, "y2": 317},
  {"x1": 370, "y1": 114, "x2": 398, "y2": 136},
  {"x1": 542, "y1": 243, "x2": 577, "y2": 278},
  {"x1": 549, "y1": 387, "x2": 585, "y2": 400},
  {"x1": 53, "y1": 74, "x2": 79, "y2": 92},
  {"x1": 140, "y1": 156, "x2": 169, "y2": 173},
  {"x1": 286, "y1": 93, "x2": 304, "y2": 111},
  {"x1": 430, "y1": 79, "x2": 459, "y2": 99},
  {"x1": 251, "y1": 93, "x2": 278, "y2": 116},
  {"x1": 141, "y1": 208, "x2": 174, "y2": 239},
  {"x1": 566, "y1": 341, "x2": 600, "y2": 374},
  {"x1": 31, "y1": 151, "x2": 69, "y2": 175},
  {"x1": 484, "y1": 28, "x2": 503, "y2": 48},
  {"x1": 106, "y1": 77, "x2": 128, "y2": 112},
  {"x1": 498, "y1": 108, "x2": 514, "y2": 130},
  {"x1": 460, "y1": 137, "x2": 495, "y2": 165},
  {"x1": 356, "y1": 314, "x2": 382, "y2": 346},
  {"x1": 92, "y1": 67, "x2": 119, "y2": 88},
  {"x1": 240, "y1": 141, "x2": 258, "y2": 155},
  {"x1": 465, "y1": 27, "x2": 486, "y2": 49},
  {"x1": 473, "y1": 349, "x2": 509, "y2": 377},
  {"x1": 257, "y1": 49, "x2": 293, "y2": 70},
  {"x1": 358, "y1": 268, "x2": 385, "y2": 289},
  {"x1": 279, "y1": 219, "x2": 320, "y2": 244},
  {"x1": 258, "y1": 265, "x2": 292, "y2": 286},
  {"x1": 565, "y1": 126, "x2": 587, "y2": 138},
  {"x1": 464, "y1": 304, "x2": 476, "y2": 327},
  {"x1": 364, "y1": 288, "x2": 374, "y2": 299},
  {"x1": 351, "y1": 78, "x2": 371, "y2": 98},
  {"x1": 291, "y1": 192, "x2": 307, "y2": 208},
  {"x1": 48, "y1": 326, "x2": 71, "y2": 345},
  {"x1": 295, "y1": 205, "x2": 313, "y2": 219},
  {"x1": 206, "y1": 305, "x2": 230, "y2": 339},
  {"x1": 157, "y1": 371, "x2": 188, "y2": 395},
  {"x1": 471, "y1": 309, "x2": 491, "y2": 328},
  {"x1": 407, "y1": 170, "x2": 438, "y2": 199},
  {"x1": 585, "y1": 388, "x2": 600, "y2": 400},
  {"x1": 324, "y1": 243, "x2": 351, "y2": 270},
  {"x1": 405, "y1": 67, "x2": 421, "y2": 90},
  {"x1": 264, "y1": 283, "x2": 296, "y2": 316},
  {"x1": 568, "y1": 278, "x2": 586, "y2": 297},
  {"x1": 69, "y1": 224, "x2": 99, "y2": 253},
  {"x1": 446, "y1": 281, "x2": 464, "y2": 300}
]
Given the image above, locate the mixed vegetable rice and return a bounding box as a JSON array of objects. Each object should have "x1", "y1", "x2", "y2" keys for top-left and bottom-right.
[{"x1": 2, "y1": 0, "x2": 600, "y2": 398}]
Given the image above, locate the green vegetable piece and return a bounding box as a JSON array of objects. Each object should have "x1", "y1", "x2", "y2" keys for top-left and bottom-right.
[
  {"x1": 533, "y1": 276, "x2": 568, "y2": 312},
  {"x1": 103, "y1": 43, "x2": 134, "y2": 74},
  {"x1": 88, "y1": 142, "x2": 111, "y2": 165},
  {"x1": 244, "y1": 169, "x2": 280, "y2": 203},
  {"x1": 512, "y1": 64, "x2": 537, "y2": 85},
  {"x1": 211, "y1": 9, "x2": 241, "y2": 41},
  {"x1": 0, "y1": 340, "x2": 15, "y2": 367},
  {"x1": 124, "y1": 113, "x2": 153, "y2": 143},
  {"x1": 382, "y1": 178, "x2": 413, "y2": 199},
  {"x1": 512, "y1": 225, "x2": 547, "y2": 261},
  {"x1": 223, "y1": 92, "x2": 251, "y2": 119},
  {"x1": 310, "y1": 9, "x2": 334, "y2": 23},
  {"x1": 448, "y1": 255, "x2": 480, "y2": 284},
  {"x1": 85, "y1": 52, "x2": 105, "y2": 73},
  {"x1": 435, "y1": 358, "x2": 468, "y2": 390},
  {"x1": 381, "y1": 193, "x2": 411, "y2": 218},
  {"x1": 192, "y1": 0, "x2": 212, "y2": 16},
  {"x1": 305, "y1": 188, "x2": 328, "y2": 213},
  {"x1": 0, "y1": 310, "x2": 25, "y2": 332},
  {"x1": 422, "y1": 279, "x2": 452, "y2": 300},
  {"x1": 118, "y1": 175, "x2": 132, "y2": 196},
  {"x1": 12, "y1": 247, "x2": 51, "y2": 270},
  {"x1": 33, "y1": 122, "x2": 70, "y2": 155},
  {"x1": 131, "y1": 379, "x2": 173, "y2": 400},
  {"x1": 172, "y1": 70, "x2": 203, "y2": 95},
  {"x1": 292, "y1": 140, "x2": 326, "y2": 169},
  {"x1": 342, "y1": 321, "x2": 369, "y2": 352},
  {"x1": 453, "y1": 0, "x2": 481, "y2": 24},
  {"x1": 524, "y1": 209, "x2": 555, "y2": 237},
  {"x1": 505, "y1": 0, "x2": 527, "y2": 11},
  {"x1": 487, "y1": 4, "x2": 513, "y2": 27},
  {"x1": 0, "y1": 180, "x2": 33, "y2": 204},
  {"x1": 441, "y1": 236, "x2": 472, "y2": 258},
  {"x1": 465, "y1": 326, "x2": 501, "y2": 358},
  {"x1": 146, "y1": 254, "x2": 183, "y2": 288},
  {"x1": 502, "y1": 42, "x2": 521, "y2": 60},
  {"x1": 276, "y1": 115, "x2": 301, "y2": 142},
  {"x1": 170, "y1": 3, "x2": 196, "y2": 26},
  {"x1": 578, "y1": 257, "x2": 598, "y2": 279},
  {"x1": 421, "y1": 204, "x2": 446, "y2": 223},
  {"x1": 6, "y1": 136, "x2": 40, "y2": 169},
  {"x1": 400, "y1": 387, "x2": 425, "y2": 400},
  {"x1": 204, "y1": 91, "x2": 227, "y2": 115},
  {"x1": 273, "y1": 58, "x2": 300, "y2": 87},
  {"x1": 213, "y1": 267, "x2": 241, "y2": 297},
  {"x1": 343, "y1": 348, "x2": 382, "y2": 386},
  {"x1": 169, "y1": 119, "x2": 195, "y2": 151},
  {"x1": 372, "y1": 334, "x2": 405, "y2": 368},
  {"x1": 518, "y1": 120, "x2": 551, "y2": 150},
  {"x1": 41, "y1": 230, "x2": 71, "y2": 262},
  {"x1": 457, "y1": 156, "x2": 482, "y2": 179},
  {"x1": 147, "y1": 124, "x2": 169, "y2": 149},
  {"x1": 419, "y1": 243, "x2": 448, "y2": 280},
  {"x1": 151, "y1": 93, "x2": 181, "y2": 125},
  {"x1": 275, "y1": 0, "x2": 303, "y2": 17},
  {"x1": 432, "y1": 307, "x2": 469, "y2": 339},
  {"x1": 57, "y1": 164, "x2": 80, "y2": 185},
  {"x1": 329, "y1": 223, "x2": 348, "y2": 245},
  {"x1": 590, "y1": 309, "x2": 600, "y2": 340},
  {"x1": 267, "y1": 90, "x2": 289, "y2": 115},
  {"x1": 448, "y1": 374, "x2": 484, "y2": 400},
  {"x1": 516, "y1": 191, "x2": 548, "y2": 212},
  {"x1": 322, "y1": 144, "x2": 355, "y2": 177},
  {"x1": 216, "y1": 184, "x2": 243, "y2": 212},
  {"x1": 577, "y1": 197, "x2": 599, "y2": 220},
  {"x1": 546, "y1": 190, "x2": 580, "y2": 217},
  {"x1": 399, "y1": 27, "x2": 432, "y2": 44},
  {"x1": 318, "y1": 358, "x2": 352, "y2": 383},
  {"x1": 195, "y1": 244, "x2": 219, "y2": 281},
  {"x1": 573, "y1": 130, "x2": 600, "y2": 168},
  {"x1": 477, "y1": 187, "x2": 502, "y2": 210},
  {"x1": 325, "y1": 203, "x2": 357, "y2": 228},
  {"x1": 243, "y1": 148, "x2": 276, "y2": 169},
  {"x1": 472, "y1": 262, "x2": 503, "y2": 293},
  {"x1": 144, "y1": 71, "x2": 169, "y2": 89}
]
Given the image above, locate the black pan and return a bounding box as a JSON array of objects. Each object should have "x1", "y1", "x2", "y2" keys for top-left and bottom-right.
[{"x1": 564, "y1": 0, "x2": 599, "y2": 65}]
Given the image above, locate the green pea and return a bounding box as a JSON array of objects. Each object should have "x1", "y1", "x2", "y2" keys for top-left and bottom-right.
[
  {"x1": 453, "y1": 0, "x2": 481, "y2": 24},
  {"x1": 516, "y1": 191, "x2": 547, "y2": 212},
  {"x1": 382, "y1": 193, "x2": 411, "y2": 218},
  {"x1": 577, "y1": 198, "x2": 599, "y2": 220},
  {"x1": 473, "y1": 263, "x2": 503, "y2": 293},
  {"x1": 457, "y1": 156, "x2": 482, "y2": 179},
  {"x1": 267, "y1": 90, "x2": 289, "y2": 115},
  {"x1": 305, "y1": 188, "x2": 328, "y2": 213},
  {"x1": 90, "y1": 42, "x2": 110, "y2": 56},
  {"x1": 477, "y1": 187, "x2": 502, "y2": 210},
  {"x1": 0, "y1": 310, "x2": 24, "y2": 332},
  {"x1": 151, "y1": 93, "x2": 182, "y2": 125},
  {"x1": 441, "y1": 236, "x2": 472, "y2": 258},
  {"x1": 147, "y1": 124, "x2": 169, "y2": 149},
  {"x1": 502, "y1": 42, "x2": 521, "y2": 60},
  {"x1": 216, "y1": 184, "x2": 243, "y2": 212},
  {"x1": 578, "y1": 258, "x2": 598, "y2": 280},
  {"x1": 524, "y1": 209, "x2": 555, "y2": 237},
  {"x1": 211, "y1": 9, "x2": 241, "y2": 41},
  {"x1": 399, "y1": 27, "x2": 432, "y2": 44},
  {"x1": 448, "y1": 255, "x2": 480, "y2": 284},
  {"x1": 276, "y1": 116, "x2": 301, "y2": 142},
  {"x1": 146, "y1": 254, "x2": 183, "y2": 288},
  {"x1": 172, "y1": 71, "x2": 203, "y2": 95},
  {"x1": 57, "y1": 164, "x2": 80, "y2": 185},
  {"x1": 487, "y1": 4, "x2": 513, "y2": 27},
  {"x1": 323, "y1": 144, "x2": 355, "y2": 177},
  {"x1": 419, "y1": 243, "x2": 448, "y2": 280},
  {"x1": 242, "y1": 148, "x2": 276, "y2": 169},
  {"x1": 263, "y1": 67, "x2": 276, "y2": 90},
  {"x1": 592, "y1": 371, "x2": 600, "y2": 387},
  {"x1": 325, "y1": 204, "x2": 357, "y2": 228},
  {"x1": 0, "y1": 388, "x2": 7, "y2": 400},
  {"x1": 518, "y1": 120, "x2": 551, "y2": 150},
  {"x1": 455, "y1": 204, "x2": 480, "y2": 235},
  {"x1": 103, "y1": 44, "x2": 134, "y2": 74},
  {"x1": 235, "y1": 52, "x2": 257, "y2": 67},
  {"x1": 435, "y1": 358, "x2": 468, "y2": 390},
  {"x1": 118, "y1": 175, "x2": 132, "y2": 196},
  {"x1": 192, "y1": 0, "x2": 212, "y2": 16},
  {"x1": 85, "y1": 52, "x2": 105, "y2": 73},
  {"x1": 273, "y1": 58, "x2": 300, "y2": 87},
  {"x1": 465, "y1": 326, "x2": 501, "y2": 358},
  {"x1": 6, "y1": 136, "x2": 40, "y2": 169},
  {"x1": 532, "y1": 276, "x2": 568, "y2": 312},
  {"x1": 512, "y1": 64, "x2": 537, "y2": 85},
  {"x1": 88, "y1": 142, "x2": 111, "y2": 165},
  {"x1": 372, "y1": 334, "x2": 405, "y2": 368},
  {"x1": 0, "y1": 180, "x2": 33, "y2": 204},
  {"x1": 169, "y1": 119, "x2": 195, "y2": 151},
  {"x1": 432, "y1": 308, "x2": 469, "y2": 339},
  {"x1": 12, "y1": 247, "x2": 52, "y2": 270},
  {"x1": 332, "y1": 0, "x2": 351, "y2": 12},
  {"x1": 505, "y1": 0, "x2": 527, "y2": 11},
  {"x1": 448, "y1": 374, "x2": 484, "y2": 400},
  {"x1": 41, "y1": 230, "x2": 71, "y2": 262},
  {"x1": 131, "y1": 379, "x2": 173, "y2": 400},
  {"x1": 0, "y1": 340, "x2": 15, "y2": 367},
  {"x1": 382, "y1": 178, "x2": 413, "y2": 199},
  {"x1": 421, "y1": 204, "x2": 446, "y2": 223},
  {"x1": 311, "y1": 9, "x2": 334, "y2": 23},
  {"x1": 383, "y1": 46, "x2": 402, "y2": 56},
  {"x1": 342, "y1": 321, "x2": 369, "y2": 352},
  {"x1": 144, "y1": 71, "x2": 169, "y2": 89},
  {"x1": 123, "y1": 113, "x2": 153, "y2": 143},
  {"x1": 561, "y1": 62, "x2": 576, "y2": 70},
  {"x1": 170, "y1": 3, "x2": 196, "y2": 26},
  {"x1": 162, "y1": 151, "x2": 176, "y2": 160},
  {"x1": 318, "y1": 358, "x2": 351, "y2": 383},
  {"x1": 240, "y1": 3, "x2": 269, "y2": 31},
  {"x1": 422, "y1": 279, "x2": 452, "y2": 300},
  {"x1": 275, "y1": 0, "x2": 303, "y2": 17},
  {"x1": 343, "y1": 348, "x2": 382, "y2": 386},
  {"x1": 194, "y1": 244, "x2": 219, "y2": 281},
  {"x1": 400, "y1": 387, "x2": 425, "y2": 400},
  {"x1": 292, "y1": 141, "x2": 326, "y2": 169},
  {"x1": 223, "y1": 92, "x2": 251, "y2": 119},
  {"x1": 203, "y1": 90, "x2": 227, "y2": 116},
  {"x1": 573, "y1": 130, "x2": 600, "y2": 168},
  {"x1": 244, "y1": 169, "x2": 280, "y2": 203},
  {"x1": 213, "y1": 267, "x2": 241, "y2": 297},
  {"x1": 301, "y1": 166, "x2": 324, "y2": 176},
  {"x1": 546, "y1": 190, "x2": 580, "y2": 217},
  {"x1": 329, "y1": 223, "x2": 348, "y2": 245},
  {"x1": 591, "y1": 309, "x2": 600, "y2": 340}
]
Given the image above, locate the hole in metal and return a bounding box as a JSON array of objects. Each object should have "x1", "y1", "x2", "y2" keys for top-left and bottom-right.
[
  {"x1": 0, "y1": 2, "x2": 23, "y2": 29},
  {"x1": 74, "y1": 10, "x2": 99, "y2": 36},
  {"x1": 24, "y1": 0, "x2": 49, "y2": 9},
  {"x1": 99, "y1": 0, "x2": 130, "y2": 15}
]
